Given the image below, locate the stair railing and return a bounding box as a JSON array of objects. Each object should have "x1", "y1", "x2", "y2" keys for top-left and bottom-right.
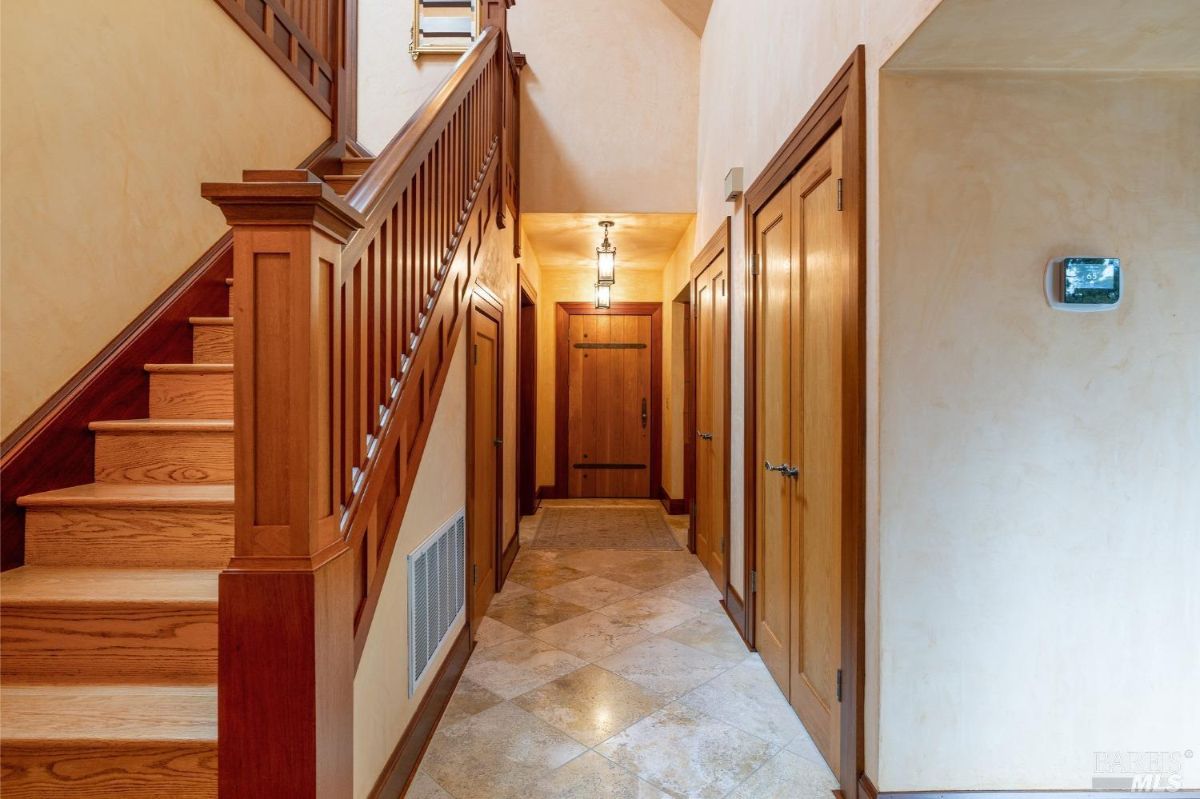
[{"x1": 203, "y1": 26, "x2": 509, "y2": 797}]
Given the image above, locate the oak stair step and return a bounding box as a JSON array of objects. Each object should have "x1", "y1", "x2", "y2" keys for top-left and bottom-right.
[
  {"x1": 19, "y1": 483, "x2": 234, "y2": 568},
  {"x1": 0, "y1": 684, "x2": 217, "y2": 798},
  {"x1": 189, "y1": 317, "x2": 232, "y2": 364},
  {"x1": 0, "y1": 567, "x2": 219, "y2": 684},
  {"x1": 324, "y1": 174, "x2": 359, "y2": 195},
  {"x1": 339, "y1": 156, "x2": 376, "y2": 176},
  {"x1": 147, "y1": 364, "x2": 232, "y2": 420},
  {"x1": 91, "y1": 419, "x2": 233, "y2": 485}
]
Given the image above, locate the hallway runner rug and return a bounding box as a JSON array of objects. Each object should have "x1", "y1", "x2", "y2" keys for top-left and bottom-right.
[{"x1": 531, "y1": 508, "x2": 682, "y2": 550}]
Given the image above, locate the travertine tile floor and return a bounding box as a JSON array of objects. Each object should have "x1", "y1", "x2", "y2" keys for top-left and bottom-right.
[{"x1": 409, "y1": 500, "x2": 836, "y2": 799}]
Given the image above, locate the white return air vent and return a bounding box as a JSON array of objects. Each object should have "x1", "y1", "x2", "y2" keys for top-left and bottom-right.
[{"x1": 408, "y1": 508, "x2": 467, "y2": 696}]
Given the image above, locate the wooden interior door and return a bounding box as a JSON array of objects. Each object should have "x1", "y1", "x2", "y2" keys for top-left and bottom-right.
[
  {"x1": 787, "y1": 129, "x2": 845, "y2": 772},
  {"x1": 468, "y1": 302, "x2": 501, "y2": 635},
  {"x1": 567, "y1": 314, "x2": 652, "y2": 497},
  {"x1": 754, "y1": 187, "x2": 794, "y2": 691},
  {"x1": 694, "y1": 252, "x2": 728, "y2": 592}
]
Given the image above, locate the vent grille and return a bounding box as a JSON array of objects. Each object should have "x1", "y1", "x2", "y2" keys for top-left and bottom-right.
[{"x1": 408, "y1": 508, "x2": 467, "y2": 695}]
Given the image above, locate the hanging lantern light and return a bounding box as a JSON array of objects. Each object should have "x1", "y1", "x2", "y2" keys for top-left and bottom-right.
[
  {"x1": 596, "y1": 220, "x2": 616, "y2": 286},
  {"x1": 594, "y1": 282, "x2": 612, "y2": 309}
]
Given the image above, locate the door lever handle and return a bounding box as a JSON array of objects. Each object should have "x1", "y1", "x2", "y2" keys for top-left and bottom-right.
[
  {"x1": 493, "y1": 438, "x2": 503, "y2": 446},
  {"x1": 697, "y1": 431, "x2": 713, "y2": 441},
  {"x1": 764, "y1": 460, "x2": 786, "y2": 473}
]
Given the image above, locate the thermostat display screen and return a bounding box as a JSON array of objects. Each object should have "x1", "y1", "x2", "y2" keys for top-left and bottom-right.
[{"x1": 1063, "y1": 257, "x2": 1120, "y2": 304}]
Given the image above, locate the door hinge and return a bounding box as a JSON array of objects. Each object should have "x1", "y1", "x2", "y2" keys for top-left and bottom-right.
[
  {"x1": 836, "y1": 178, "x2": 844, "y2": 212},
  {"x1": 473, "y1": 343, "x2": 478, "y2": 365},
  {"x1": 752, "y1": 253, "x2": 761, "y2": 276},
  {"x1": 836, "y1": 668, "x2": 844, "y2": 703},
  {"x1": 472, "y1": 563, "x2": 478, "y2": 586},
  {"x1": 721, "y1": 279, "x2": 726, "y2": 297},
  {"x1": 750, "y1": 569, "x2": 757, "y2": 592}
]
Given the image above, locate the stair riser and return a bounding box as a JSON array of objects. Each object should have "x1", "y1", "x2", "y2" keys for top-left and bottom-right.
[
  {"x1": 94, "y1": 432, "x2": 232, "y2": 484},
  {"x1": 191, "y1": 326, "x2": 232, "y2": 364},
  {"x1": 24, "y1": 508, "x2": 233, "y2": 568},
  {"x1": 148, "y1": 374, "x2": 232, "y2": 419},
  {"x1": 326, "y1": 176, "x2": 356, "y2": 195},
  {"x1": 1, "y1": 605, "x2": 216, "y2": 683},
  {"x1": 227, "y1": 286, "x2": 234, "y2": 315},
  {"x1": 0, "y1": 740, "x2": 217, "y2": 798}
]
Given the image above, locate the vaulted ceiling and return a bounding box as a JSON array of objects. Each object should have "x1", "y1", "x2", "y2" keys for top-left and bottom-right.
[{"x1": 658, "y1": 0, "x2": 713, "y2": 36}]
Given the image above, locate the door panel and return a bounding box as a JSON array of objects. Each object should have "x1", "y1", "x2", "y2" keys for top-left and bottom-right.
[
  {"x1": 789, "y1": 130, "x2": 844, "y2": 772},
  {"x1": 754, "y1": 188, "x2": 793, "y2": 691},
  {"x1": 694, "y1": 256, "x2": 728, "y2": 592},
  {"x1": 567, "y1": 313, "x2": 652, "y2": 497},
  {"x1": 469, "y1": 307, "x2": 500, "y2": 635}
]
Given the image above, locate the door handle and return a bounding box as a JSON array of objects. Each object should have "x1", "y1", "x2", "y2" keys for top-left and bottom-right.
[
  {"x1": 764, "y1": 461, "x2": 799, "y2": 478},
  {"x1": 697, "y1": 431, "x2": 713, "y2": 441},
  {"x1": 641, "y1": 398, "x2": 647, "y2": 429},
  {"x1": 493, "y1": 438, "x2": 503, "y2": 446}
]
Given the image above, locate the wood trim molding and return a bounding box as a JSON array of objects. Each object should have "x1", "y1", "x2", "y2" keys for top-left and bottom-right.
[
  {"x1": 0, "y1": 137, "x2": 342, "y2": 572},
  {"x1": 516, "y1": 272, "x2": 538, "y2": 518},
  {"x1": 368, "y1": 626, "x2": 471, "y2": 798},
  {"x1": 690, "y1": 217, "x2": 734, "y2": 607},
  {"x1": 657, "y1": 486, "x2": 688, "y2": 516},
  {"x1": 500, "y1": 532, "x2": 520, "y2": 583},
  {"x1": 741, "y1": 45, "x2": 868, "y2": 799},
  {"x1": 720, "y1": 584, "x2": 750, "y2": 648},
  {"x1": 553, "y1": 302, "x2": 664, "y2": 499},
  {"x1": 858, "y1": 774, "x2": 879, "y2": 799}
]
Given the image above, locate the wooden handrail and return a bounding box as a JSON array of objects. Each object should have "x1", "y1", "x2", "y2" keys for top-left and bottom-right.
[{"x1": 202, "y1": 25, "x2": 518, "y2": 796}]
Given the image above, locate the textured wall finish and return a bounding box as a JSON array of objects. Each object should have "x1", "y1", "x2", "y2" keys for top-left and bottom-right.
[{"x1": 0, "y1": 0, "x2": 329, "y2": 439}]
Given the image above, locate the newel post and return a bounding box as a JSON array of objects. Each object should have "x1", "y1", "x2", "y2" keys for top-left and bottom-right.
[{"x1": 203, "y1": 172, "x2": 365, "y2": 798}]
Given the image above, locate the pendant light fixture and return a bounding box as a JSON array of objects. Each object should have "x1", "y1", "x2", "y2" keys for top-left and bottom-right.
[
  {"x1": 596, "y1": 220, "x2": 616, "y2": 286},
  {"x1": 594, "y1": 282, "x2": 612, "y2": 309}
]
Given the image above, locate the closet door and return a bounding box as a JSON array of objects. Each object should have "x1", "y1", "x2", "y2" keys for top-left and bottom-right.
[
  {"x1": 753, "y1": 186, "x2": 794, "y2": 691},
  {"x1": 788, "y1": 129, "x2": 846, "y2": 774},
  {"x1": 694, "y1": 255, "x2": 728, "y2": 591}
]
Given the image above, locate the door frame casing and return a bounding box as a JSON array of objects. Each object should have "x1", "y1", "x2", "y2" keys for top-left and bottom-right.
[
  {"x1": 552, "y1": 301, "x2": 663, "y2": 499},
  {"x1": 741, "y1": 46, "x2": 867, "y2": 799},
  {"x1": 516, "y1": 268, "x2": 538, "y2": 520},
  {"x1": 690, "y1": 218, "x2": 733, "y2": 585},
  {"x1": 466, "y1": 284, "x2": 506, "y2": 637}
]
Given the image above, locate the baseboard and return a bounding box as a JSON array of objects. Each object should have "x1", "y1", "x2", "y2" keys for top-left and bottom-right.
[
  {"x1": 369, "y1": 625, "x2": 472, "y2": 798},
  {"x1": 721, "y1": 585, "x2": 751, "y2": 649},
  {"x1": 537, "y1": 483, "x2": 562, "y2": 500},
  {"x1": 0, "y1": 137, "x2": 343, "y2": 572},
  {"x1": 500, "y1": 533, "x2": 520, "y2": 583},
  {"x1": 657, "y1": 486, "x2": 688, "y2": 516}
]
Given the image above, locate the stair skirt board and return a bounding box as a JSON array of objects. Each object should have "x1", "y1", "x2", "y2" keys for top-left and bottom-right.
[{"x1": 408, "y1": 508, "x2": 467, "y2": 696}]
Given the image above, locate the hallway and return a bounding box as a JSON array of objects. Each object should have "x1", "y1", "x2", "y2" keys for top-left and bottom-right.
[{"x1": 409, "y1": 501, "x2": 835, "y2": 799}]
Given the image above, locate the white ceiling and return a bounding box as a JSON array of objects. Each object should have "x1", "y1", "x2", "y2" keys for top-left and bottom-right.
[
  {"x1": 887, "y1": 0, "x2": 1200, "y2": 72},
  {"x1": 658, "y1": 0, "x2": 714, "y2": 36},
  {"x1": 522, "y1": 213, "x2": 694, "y2": 272}
]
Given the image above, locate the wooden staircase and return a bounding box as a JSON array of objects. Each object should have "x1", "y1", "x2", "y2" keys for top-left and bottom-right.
[{"x1": 0, "y1": 158, "x2": 374, "y2": 797}]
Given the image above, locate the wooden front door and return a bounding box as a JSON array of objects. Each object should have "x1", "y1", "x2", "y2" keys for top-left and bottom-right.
[
  {"x1": 753, "y1": 128, "x2": 847, "y2": 773},
  {"x1": 567, "y1": 313, "x2": 653, "y2": 497},
  {"x1": 468, "y1": 299, "x2": 501, "y2": 635},
  {"x1": 693, "y1": 229, "x2": 730, "y2": 592}
]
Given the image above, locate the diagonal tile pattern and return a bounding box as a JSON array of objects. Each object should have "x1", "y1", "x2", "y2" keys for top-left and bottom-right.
[{"x1": 412, "y1": 500, "x2": 836, "y2": 799}]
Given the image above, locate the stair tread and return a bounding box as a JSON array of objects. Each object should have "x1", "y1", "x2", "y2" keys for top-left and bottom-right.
[
  {"x1": 188, "y1": 316, "x2": 232, "y2": 326},
  {"x1": 18, "y1": 482, "x2": 233, "y2": 509},
  {"x1": 145, "y1": 363, "x2": 231, "y2": 373},
  {"x1": 1, "y1": 684, "x2": 217, "y2": 741},
  {"x1": 89, "y1": 418, "x2": 232, "y2": 433},
  {"x1": 0, "y1": 567, "x2": 219, "y2": 605}
]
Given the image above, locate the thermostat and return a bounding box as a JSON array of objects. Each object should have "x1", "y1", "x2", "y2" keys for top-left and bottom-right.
[{"x1": 1045, "y1": 257, "x2": 1121, "y2": 312}]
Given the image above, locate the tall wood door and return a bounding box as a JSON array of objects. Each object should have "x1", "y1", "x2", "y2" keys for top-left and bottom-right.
[
  {"x1": 567, "y1": 314, "x2": 652, "y2": 497},
  {"x1": 753, "y1": 128, "x2": 847, "y2": 774},
  {"x1": 694, "y1": 255, "x2": 728, "y2": 592},
  {"x1": 469, "y1": 303, "x2": 501, "y2": 635}
]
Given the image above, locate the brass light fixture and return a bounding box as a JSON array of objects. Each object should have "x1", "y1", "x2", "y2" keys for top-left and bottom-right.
[
  {"x1": 596, "y1": 220, "x2": 616, "y2": 286},
  {"x1": 594, "y1": 282, "x2": 612, "y2": 309}
]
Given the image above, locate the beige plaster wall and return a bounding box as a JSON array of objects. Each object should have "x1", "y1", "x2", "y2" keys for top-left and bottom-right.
[
  {"x1": 0, "y1": 0, "x2": 329, "y2": 439},
  {"x1": 510, "y1": 0, "x2": 699, "y2": 213},
  {"x1": 696, "y1": 0, "x2": 938, "y2": 778},
  {"x1": 877, "y1": 71, "x2": 1200, "y2": 789},
  {"x1": 353, "y1": 336, "x2": 467, "y2": 797},
  {"x1": 357, "y1": 0, "x2": 459, "y2": 153},
  {"x1": 533, "y1": 266, "x2": 667, "y2": 489}
]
